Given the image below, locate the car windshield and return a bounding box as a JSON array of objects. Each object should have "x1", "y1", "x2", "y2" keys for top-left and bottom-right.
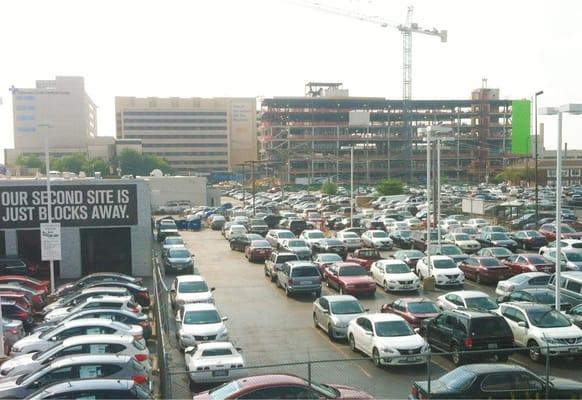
[
  {"x1": 372, "y1": 231, "x2": 389, "y2": 238},
  {"x1": 433, "y1": 259, "x2": 456, "y2": 269},
  {"x1": 165, "y1": 238, "x2": 183, "y2": 245},
  {"x1": 279, "y1": 232, "x2": 295, "y2": 239},
  {"x1": 250, "y1": 219, "x2": 265, "y2": 225},
  {"x1": 287, "y1": 240, "x2": 306, "y2": 247},
  {"x1": 565, "y1": 252, "x2": 582, "y2": 262},
  {"x1": 326, "y1": 239, "x2": 343, "y2": 246},
  {"x1": 531, "y1": 291, "x2": 555, "y2": 304},
  {"x1": 251, "y1": 240, "x2": 270, "y2": 248},
  {"x1": 339, "y1": 266, "x2": 366, "y2": 276},
  {"x1": 183, "y1": 310, "x2": 221, "y2": 325},
  {"x1": 209, "y1": 381, "x2": 241, "y2": 400},
  {"x1": 277, "y1": 255, "x2": 298, "y2": 263},
  {"x1": 330, "y1": 300, "x2": 365, "y2": 315},
  {"x1": 309, "y1": 232, "x2": 325, "y2": 239},
  {"x1": 528, "y1": 256, "x2": 549, "y2": 265},
  {"x1": 480, "y1": 258, "x2": 501, "y2": 267},
  {"x1": 440, "y1": 246, "x2": 462, "y2": 255},
  {"x1": 343, "y1": 233, "x2": 359, "y2": 239},
  {"x1": 490, "y1": 233, "x2": 509, "y2": 240},
  {"x1": 178, "y1": 281, "x2": 209, "y2": 293},
  {"x1": 160, "y1": 222, "x2": 176, "y2": 229},
  {"x1": 526, "y1": 231, "x2": 544, "y2": 237},
  {"x1": 455, "y1": 234, "x2": 470, "y2": 241},
  {"x1": 358, "y1": 249, "x2": 378, "y2": 257},
  {"x1": 408, "y1": 301, "x2": 439, "y2": 314},
  {"x1": 385, "y1": 263, "x2": 410, "y2": 273},
  {"x1": 527, "y1": 309, "x2": 571, "y2": 328},
  {"x1": 404, "y1": 250, "x2": 424, "y2": 258},
  {"x1": 438, "y1": 368, "x2": 477, "y2": 391},
  {"x1": 397, "y1": 231, "x2": 412, "y2": 238},
  {"x1": 465, "y1": 297, "x2": 498, "y2": 310},
  {"x1": 292, "y1": 267, "x2": 320, "y2": 277},
  {"x1": 375, "y1": 320, "x2": 414, "y2": 337},
  {"x1": 462, "y1": 228, "x2": 478, "y2": 235},
  {"x1": 562, "y1": 225, "x2": 576, "y2": 233},
  {"x1": 310, "y1": 382, "x2": 341, "y2": 398},
  {"x1": 169, "y1": 249, "x2": 190, "y2": 258},
  {"x1": 320, "y1": 254, "x2": 342, "y2": 262}
]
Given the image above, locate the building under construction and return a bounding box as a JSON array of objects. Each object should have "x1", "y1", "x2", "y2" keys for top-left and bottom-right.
[{"x1": 259, "y1": 83, "x2": 522, "y2": 185}]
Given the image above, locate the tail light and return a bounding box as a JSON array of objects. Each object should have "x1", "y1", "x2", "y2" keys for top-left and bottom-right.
[
  {"x1": 464, "y1": 338, "x2": 473, "y2": 348},
  {"x1": 288, "y1": 279, "x2": 294, "y2": 285},
  {"x1": 16, "y1": 311, "x2": 30, "y2": 320},
  {"x1": 133, "y1": 333, "x2": 144, "y2": 340},
  {"x1": 129, "y1": 305, "x2": 140, "y2": 313},
  {"x1": 134, "y1": 354, "x2": 148, "y2": 362},
  {"x1": 132, "y1": 375, "x2": 148, "y2": 385},
  {"x1": 139, "y1": 320, "x2": 150, "y2": 327},
  {"x1": 8, "y1": 327, "x2": 21, "y2": 335}
]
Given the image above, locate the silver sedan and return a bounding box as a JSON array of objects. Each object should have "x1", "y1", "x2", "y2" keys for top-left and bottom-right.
[{"x1": 312, "y1": 295, "x2": 367, "y2": 340}]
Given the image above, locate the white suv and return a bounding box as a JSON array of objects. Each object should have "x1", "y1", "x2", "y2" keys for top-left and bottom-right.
[
  {"x1": 416, "y1": 255, "x2": 465, "y2": 287},
  {"x1": 170, "y1": 275, "x2": 215, "y2": 309},
  {"x1": 497, "y1": 302, "x2": 582, "y2": 362},
  {"x1": 176, "y1": 303, "x2": 228, "y2": 350}
]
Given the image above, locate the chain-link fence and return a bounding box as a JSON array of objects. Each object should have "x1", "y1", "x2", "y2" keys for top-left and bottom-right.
[{"x1": 152, "y1": 253, "x2": 173, "y2": 399}]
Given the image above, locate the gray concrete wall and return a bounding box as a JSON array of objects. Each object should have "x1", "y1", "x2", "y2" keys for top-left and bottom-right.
[
  {"x1": 60, "y1": 228, "x2": 81, "y2": 279},
  {"x1": 4, "y1": 230, "x2": 18, "y2": 255}
]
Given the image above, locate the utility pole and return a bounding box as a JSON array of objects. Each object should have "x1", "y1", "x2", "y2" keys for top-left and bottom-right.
[
  {"x1": 534, "y1": 90, "x2": 544, "y2": 220},
  {"x1": 350, "y1": 147, "x2": 354, "y2": 227}
]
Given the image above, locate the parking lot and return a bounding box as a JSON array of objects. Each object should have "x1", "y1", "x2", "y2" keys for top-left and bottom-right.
[{"x1": 161, "y1": 226, "x2": 582, "y2": 399}]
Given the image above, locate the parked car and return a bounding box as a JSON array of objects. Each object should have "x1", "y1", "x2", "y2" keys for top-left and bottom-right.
[
  {"x1": 476, "y1": 246, "x2": 513, "y2": 260},
  {"x1": 457, "y1": 256, "x2": 512, "y2": 284},
  {"x1": 347, "y1": 313, "x2": 429, "y2": 367},
  {"x1": 410, "y1": 363, "x2": 582, "y2": 400},
  {"x1": 52, "y1": 273, "x2": 143, "y2": 300},
  {"x1": 426, "y1": 244, "x2": 468, "y2": 264},
  {"x1": 244, "y1": 239, "x2": 273, "y2": 262},
  {"x1": 441, "y1": 233, "x2": 481, "y2": 253},
  {"x1": 565, "y1": 304, "x2": 582, "y2": 328},
  {"x1": 1, "y1": 300, "x2": 34, "y2": 331},
  {"x1": 25, "y1": 378, "x2": 151, "y2": 400},
  {"x1": 0, "y1": 276, "x2": 49, "y2": 296},
  {"x1": 370, "y1": 260, "x2": 420, "y2": 292},
  {"x1": 248, "y1": 218, "x2": 269, "y2": 236},
  {"x1": 475, "y1": 232, "x2": 518, "y2": 252},
  {"x1": 276, "y1": 261, "x2": 322, "y2": 298},
  {"x1": 416, "y1": 256, "x2": 465, "y2": 287},
  {"x1": 10, "y1": 318, "x2": 143, "y2": 356},
  {"x1": 392, "y1": 249, "x2": 424, "y2": 271},
  {"x1": 162, "y1": 236, "x2": 185, "y2": 256},
  {"x1": 175, "y1": 303, "x2": 228, "y2": 350},
  {"x1": 225, "y1": 224, "x2": 248, "y2": 240},
  {"x1": 185, "y1": 342, "x2": 247, "y2": 390},
  {"x1": 465, "y1": 218, "x2": 490, "y2": 229},
  {"x1": 229, "y1": 233, "x2": 263, "y2": 252},
  {"x1": 83, "y1": 280, "x2": 150, "y2": 307},
  {"x1": 316, "y1": 238, "x2": 348, "y2": 259},
  {"x1": 388, "y1": 230, "x2": 413, "y2": 249},
  {"x1": 380, "y1": 298, "x2": 440, "y2": 330},
  {"x1": 540, "y1": 223, "x2": 582, "y2": 242},
  {"x1": 299, "y1": 230, "x2": 327, "y2": 251},
  {"x1": 548, "y1": 271, "x2": 582, "y2": 307},
  {"x1": 0, "y1": 334, "x2": 150, "y2": 377},
  {"x1": 43, "y1": 295, "x2": 141, "y2": 323},
  {"x1": 495, "y1": 272, "x2": 551, "y2": 297},
  {"x1": 0, "y1": 256, "x2": 38, "y2": 276},
  {"x1": 345, "y1": 248, "x2": 382, "y2": 270},
  {"x1": 43, "y1": 287, "x2": 132, "y2": 314},
  {"x1": 170, "y1": 275, "x2": 215, "y2": 309},
  {"x1": 497, "y1": 288, "x2": 567, "y2": 308},
  {"x1": 0, "y1": 354, "x2": 149, "y2": 399},
  {"x1": 543, "y1": 249, "x2": 582, "y2": 271},
  {"x1": 313, "y1": 295, "x2": 367, "y2": 340},
  {"x1": 540, "y1": 239, "x2": 582, "y2": 255},
  {"x1": 192, "y1": 373, "x2": 374, "y2": 400},
  {"x1": 361, "y1": 230, "x2": 393, "y2": 250},
  {"x1": 419, "y1": 309, "x2": 514, "y2": 365},
  {"x1": 157, "y1": 218, "x2": 179, "y2": 242},
  {"x1": 436, "y1": 290, "x2": 498, "y2": 311},
  {"x1": 335, "y1": 230, "x2": 363, "y2": 252},
  {"x1": 210, "y1": 215, "x2": 226, "y2": 230},
  {"x1": 312, "y1": 253, "x2": 343, "y2": 275},
  {"x1": 265, "y1": 229, "x2": 295, "y2": 249},
  {"x1": 279, "y1": 239, "x2": 312, "y2": 260},
  {"x1": 263, "y1": 251, "x2": 299, "y2": 282},
  {"x1": 0, "y1": 284, "x2": 46, "y2": 313},
  {"x1": 503, "y1": 253, "x2": 555, "y2": 274},
  {"x1": 511, "y1": 230, "x2": 548, "y2": 250},
  {"x1": 323, "y1": 263, "x2": 376, "y2": 296},
  {"x1": 164, "y1": 247, "x2": 196, "y2": 275},
  {"x1": 497, "y1": 302, "x2": 582, "y2": 362}
]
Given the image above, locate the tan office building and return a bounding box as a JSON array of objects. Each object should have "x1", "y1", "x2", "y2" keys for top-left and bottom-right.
[{"x1": 115, "y1": 97, "x2": 257, "y2": 175}]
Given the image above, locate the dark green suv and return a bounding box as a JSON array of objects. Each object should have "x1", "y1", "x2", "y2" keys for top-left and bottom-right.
[{"x1": 419, "y1": 308, "x2": 514, "y2": 365}]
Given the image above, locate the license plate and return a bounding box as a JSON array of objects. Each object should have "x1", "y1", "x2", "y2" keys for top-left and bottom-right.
[
  {"x1": 449, "y1": 280, "x2": 458, "y2": 284},
  {"x1": 488, "y1": 343, "x2": 498, "y2": 349},
  {"x1": 405, "y1": 357, "x2": 419, "y2": 362},
  {"x1": 299, "y1": 281, "x2": 311, "y2": 285},
  {"x1": 212, "y1": 370, "x2": 229, "y2": 377},
  {"x1": 568, "y1": 348, "x2": 579, "y2": 353},
  {"x1": 402, "y1": 285, "x2": 411, "y2": 289}
]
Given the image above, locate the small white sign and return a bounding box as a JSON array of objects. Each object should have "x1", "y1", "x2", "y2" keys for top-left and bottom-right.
[{"x1": 40, "y1": 223, "x2": 61, "y2": 261}]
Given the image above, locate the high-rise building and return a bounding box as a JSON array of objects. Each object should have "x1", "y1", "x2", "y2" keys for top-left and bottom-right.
[{"x1": 115, "y1": 97, "x2": 257, "y2": 175}]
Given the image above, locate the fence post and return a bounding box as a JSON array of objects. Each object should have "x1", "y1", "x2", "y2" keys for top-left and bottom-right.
[
  {"x1": 545, "y1": 343, "x2": 550, "y2": 400},
  {"x1": 426, "y1": 351, "x2": 431, "y2": 400},
  {"x1": 307, "y1": 360, "x2": 312, "y2": 386}
]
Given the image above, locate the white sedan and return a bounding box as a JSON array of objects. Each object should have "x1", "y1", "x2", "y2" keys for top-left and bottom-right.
[
  {"x1": 184, "y1": 342, "x2": 247, "y2": 390},
  {"x1": 176, "y1": 303, "x2": 229, "y2": 350},
  {"x1": 539, "y1": 239, "x2": 582, "y2": 255},
  {"x1": 336, "y1": 230, "x2": 363, "y2": 251},
  {"x1": 347, "y1": 313, "x2": 429, "y2": 367},
  {"x1": 442, "y1": 233, "x2": 481, "y2": 253},
  {"x1": 361, "y1": 230, "x2": 393, "y2": 250},
  {"x1": 370, "y1": 260, "x2": 420, "y2": 292},
  {"x1": 436, "y1": 290, "x2": 498, "y2": 311},
  {"x1": 415, "y1": 255, "x2": 465, "y2": 287}
]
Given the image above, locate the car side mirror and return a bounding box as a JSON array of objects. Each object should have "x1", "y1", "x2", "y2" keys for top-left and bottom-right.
[
  {"x1": 518, "y1": 321, "x2": 528, "y2": 328},
  {"x1": 169, "y1": 289, "x2": 176, "y2": 293},
  {"x1": 210, "y1": 287, "x2": 216, "y2": 291},
  {"x1": 50, "y1": 336, "x2": 57, "y2": 341},
  {"x1": 222, "y1": 316, "x2": 229, "y2": 322},
  {"x1": 365, "y1": 331, "x2": 373, "y2": 336},
  {"x1": 365, "y1": 308, "x2": 370, "y2": 312},
  {"x1": 175, "y1": 316, "x2": 181, "y2": 323},
  {"x1": 323, "y1": 310, "x2": 329, "y2": 314}
]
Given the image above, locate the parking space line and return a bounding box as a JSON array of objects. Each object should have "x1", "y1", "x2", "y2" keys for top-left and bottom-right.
[{"x1": 314, "y1": 329, "x2": 373, "y2": 378}]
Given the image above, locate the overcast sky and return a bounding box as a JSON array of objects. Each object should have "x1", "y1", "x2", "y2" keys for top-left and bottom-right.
[{"x1": 1, "y1": 0, "x2": 582, "y2": 163}]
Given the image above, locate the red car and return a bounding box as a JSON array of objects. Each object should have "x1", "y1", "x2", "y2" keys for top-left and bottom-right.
[
  {"x1": 381, "y1": 297, "x2": 441, "y2": 329},
  {"x1": 0, "y1": 292, "x2": 33, "y2": 310},
  {"x1": 323, "y1": 262, "x2": 376, "y2": 296},
  {"x1": 539, "y1": 223, "x2": 582, "y2": 242},
  {"x1": 0, "y1": 276, "x2": 50, "y2": 296},
  {"x1": 457, "y1": 256, "x2": 512, "y2": 284},
  {"x1": 244, "y1": 239, "x2": 273, "y2": 262},
  {"x1": 193, "y1": 373, "x2": 374, "y2": 400},
  {"x1": 502, "y1": 254, "x2": 555, "y2": 275},
  {"x1": 0, "y1": 284, "x2": 46, "y2": 313}
]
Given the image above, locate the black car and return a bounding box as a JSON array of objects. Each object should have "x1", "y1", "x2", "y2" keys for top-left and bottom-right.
[
  {"x1": 511, "y1": 212, "x2": 553, "y2": 230},
  {"x1": 248, "y1": 219, "x2": 269, "y2": 236},
  {"x1": 419, "y1": 309, "x2": 514, "y2": 366},
  {"x1": 475, "y1": 232, "x2": 518, "y2": 252},
  {"x1": 365, "y1": 221, "x2": 386, "y2": 231},
  {"x1": 316, "y1": 239, "x2": 348, "y2": 259},
  {"x1": 497, "y1": 288, "x2": 571, "y2": 309},
  {"x1": 389, "y1": 230, "x2": 413, "y2": 249},
  {"x1": 511, "y1": 230, "x2": 548, "y2": 250},
  {"x1": 426, "y1": 244, "x2": 469, "y2": 264},
  {"x1": 0, "y1": 256, "x2": 37, "y2": 275},
  {"x1": 411, "y1": 231, "x2": 439, "y2": 252},
  {"x1": 279, "y1": 219, "x2": 307, "y2": 236},
  {"x1": 411, "y1": 363, "x2": 582, "y2": 399},
  {"x1": 326, "y1": 216, "x2": 346, "y2": 231},
  {"x1": 229, "y1": 233, "x2": 263, "y2": 251}
]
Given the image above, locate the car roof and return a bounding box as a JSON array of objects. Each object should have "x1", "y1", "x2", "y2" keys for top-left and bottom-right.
[
  {"x1": 501, "y1": 302, "x2": 551, "y2": 311},
  {"x1": 446, "y1": 290, "x2": 489, "y2": 299},
  {"x1": 448, "y1": 309, "x2": 499, "y2": 318},
  {"x1": 559, "y1": 271, "x2": 582, "y2": 279},
  {"x1": 233, "y1": 373, "x2": 307, "y2": 389},
  {"x1": 333, "y1": 262, "x2": 363, "y2": 268},
  {"x1": 321, "y1": 295, "x2": 359, "y2": 302},
  {"x1": 377, "y1": 259, "x2": 408, "y2": 266},
  {"x1": 63, "y1": 318, "x2": 116, "y2": 328},
  {"x1": 430, "y1": 255, "x2": 455, "y2": 261},
  {"x1": 459, "y1": 363, "x2": 528, "y2": 374},
  {"x1": 366, "y1": 313, "x2": 405, "y2": 323},
  {"x1": 400, "y1": 297, "x2": 434, "y2": 304},
  {"x1": 62, "y1": 334, "x2": 135, "y2": 346},
  {"x1": 49, "y1": 354, "x2": 132, "y2": 369},
  {"x1": 285, "y1": 261, "x2": 316, "y2": 268},
  {"x1": 194, "y1": 342, "x2": 236, "y2": 351},
  {"x1": 84, "y1": 295, "x2": 131, "y2": 303},
  {"x1": 176, "y1": 275, "x2": 206, "y2": 283},
  {"x1": 33, "y1": 379, "x2": 135, "y2": 395},
  {"x1": 182, "y1": 303, "x2": 218, "y2": 312},
  {"x1": 80, "y1": 286, "x2": 129, "y2": 294}
]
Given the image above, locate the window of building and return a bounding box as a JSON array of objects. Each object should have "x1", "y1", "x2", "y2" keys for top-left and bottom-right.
[
  {"x1": 547, "y1": 170, "x2": 556, "y2": 177},
  {"x1": 16, "y1": 115, "x2": 35, "y2": 121},
  {"x1": 571, "y1": 169, "x2": 581, "y2": 177},
  {"x1": 17, "y1": 127, "x2": 36, "y2": 133}
]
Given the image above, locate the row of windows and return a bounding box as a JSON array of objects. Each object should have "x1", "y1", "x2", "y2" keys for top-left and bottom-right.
[
  {"x1": 170, "y1": 160, "x2": 228, "y2": 165},
  {"x1": 15, "y1": 95, "x2": 35, "y2": 100},
  {"x1": 15, "y1": 105, "x2": 35, "y2": 111},
  {"x1": 16, "y1": 115, "x2": 35, "y2": 121},
  {"x1": 124, "y1": 111, "x2": 226, "y2": 116},
  {"x1": 123, "y1": 118, "x2": 226, "y2": 123},
  {"x1": 149, "y1": 151, "x2": 227, "y2": 156},
  {"x1": 142, "y1": 143, "x2": 227, "y2": 148},
  {"x1": 17, "y1": 127, "x2": 36, "y2": 133},
  {"x1": 125, "y1": 134, "x2": 227, "y2": 139},
  {"x1": 125, "y1": 126, "x2": 226, "y2": 131},
  {"x1": 547, "y1": 169, "x2": 581, "y2": 177}
]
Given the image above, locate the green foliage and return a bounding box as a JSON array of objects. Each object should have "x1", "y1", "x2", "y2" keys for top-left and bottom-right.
[
  {"x1": 16, "y1": 154, "x2": 43, "y2": 169},
  {"x1": 51, "y1": 153, "x2": 87, "y2": 174},
  {"x1": 495, "y1": 166, "x2": 535, "y2": 184},
  {"x1": 118, "y1": 149, "x2": 173, "y2": 176},
  {"x1": 321, "y1": 180, "x2": 338, "y2": 196},
  {"x1": 376, "y1": 178, "x2": 404, "y2": 196}
]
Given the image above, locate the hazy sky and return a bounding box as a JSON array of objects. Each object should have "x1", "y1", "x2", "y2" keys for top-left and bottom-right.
[{"x1": 1, "y1": 0, "x2": 582, "y2": 163}]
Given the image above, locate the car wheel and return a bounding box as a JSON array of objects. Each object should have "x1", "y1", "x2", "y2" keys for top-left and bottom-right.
[
  {"x1": 349, "y1": 334, "x2": 357, "y2": 352},
  {"x1": 276, "y1": 278, "x2": 282, "y2": 288},
  {"x1": 475, "y1": 273, "x2": 481, "y2": 284},
  {"x1": 313, "y1": 313, "x2": 319, "y2": 329},
  {"x1": 528, "y1": 340, "x2": 542, "y2": 363},
  {"x1": 285, "y1": 285, "x2": 291, "y2": 297},
  {"x1": 373, "y1": 348, "x2": 382, "y2": 368},
  {"x1": 451, "y1": 344, "x2": 464, "y2": 366},
  {"x1": 264, "y1": 266, "x2": 269, "y2": 277},
  {"x1": 229, "y1": 242, "x2": 234, "y2": 250},
  {"x1": 327, "y1": 323, "x2": 335, "y2": 340}
]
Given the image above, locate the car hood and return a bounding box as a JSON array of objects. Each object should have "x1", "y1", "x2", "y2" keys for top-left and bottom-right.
[
  {"x1": 385, "y1": 272, "x2": 418, "y2": 281},
  {"x1": 548, "y1": 376, "x2": 582, "y2": 391},
  {"x1": 412, "y1": 312, "x2": 440, "y2": 319},
  {"x1": 332, "y1": 313, "x2": 365, "y2": 325},
  {"x1": 534, "y1": 325, "x2": 582, "y2": 340},
  {"x1": 44, "y1": 298, "x2": 67, "y2": 312},
  {"x1": 180, "y1": 322, "x2": 226, "y2": 336},
  {"x1": 186, "y1": 353, "x2": 244, "y2": 369},
  {"x1": 168, "y1": 257, "x2": 192, "y2": 263},
  {"x1": 433, "y1": 267, "x2": 463, "y2": 275},
  {"x1": 289, "y1": 246, "x2": 311, "y2": 252},
  {"x1": 177, "y1": 292, "x2": 213, "y2": 302},
  {"x1": 371, "y1": 237, "x2": 391, "y2": 242},
  {"x1": 377, "y1": 333, "x2": 426, "y2": 349},
  {"x1": 13, "y1": 332, "x2": 43, "y2": 348},
  {"x1": 332, "y1": 384, "x2": 374, "y2": 399},
  {"x1": 43, "y1": 307, "x2": 70, "y2": 321},
  {"x1": 163, "y1": 244, "x2": 184, "y2": 250},
  {"x1": 492, "y1": 239, "x2": 516, "y2": 245},
  {"x1": 456, "y1": 240, "x2": 479, "y2": 246},
  {"x1": 341, "y1": 276, "x2": 375, "y2": 285},
  {"x1": 1, "y1": 353, "x2": 36, "y2": 373},
  {"x1": 0, "y1": 375, "x2": 21, "y2": 392}
]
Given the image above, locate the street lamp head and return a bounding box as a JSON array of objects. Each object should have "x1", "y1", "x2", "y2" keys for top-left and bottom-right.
[{"x1": 535, "y1": 90, "x2": 544, "y2": 96}]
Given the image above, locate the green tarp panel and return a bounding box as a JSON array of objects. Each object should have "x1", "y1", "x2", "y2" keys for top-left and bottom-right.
[{"x1": 512, "y1": 100, "x2": 531, "y2": 155}]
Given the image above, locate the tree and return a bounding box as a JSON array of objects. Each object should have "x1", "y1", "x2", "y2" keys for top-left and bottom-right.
[
  {"x1": 321, "y1": 180, "x2": 338, "y2": 202},
  {"x1": 494, "y1": 166, "x2": 535, "y2": 184},
  {"x1": 118, "y1": 149, "x2": 173, "y2": 176},
  {"x1": 54, "y1": 153, "x2": 87, "y2": 174},
  {"x1": 83, "y1": 157, "x2": 110, "y2": 176},
  {"x1": 16, "y1": 154, "x2": 43, "y2": 169},
  {"x1": 376, "y1": 178, "x2": 404, "y2": 196}
]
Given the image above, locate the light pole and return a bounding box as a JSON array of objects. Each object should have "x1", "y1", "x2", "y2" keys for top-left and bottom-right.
[
  {"x1": 540, "y1": 104, "x2": 582, "y2": 311},
  {"x1": 350, "y1": 146, "x2": 354, "y2": 227},
  {"x1": 534, "y1": 90, "x2": 544, "y2": 220},
  {"x1": 38, "y1": 122, "x2": 56, "y2": 294}
]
